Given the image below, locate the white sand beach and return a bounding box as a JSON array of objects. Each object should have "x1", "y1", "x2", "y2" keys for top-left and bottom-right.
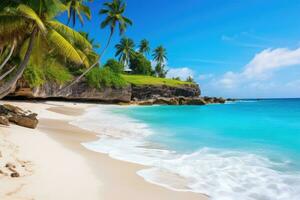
[{"x1": 0, "y1": 101, "x2": 208, "y2": 200}]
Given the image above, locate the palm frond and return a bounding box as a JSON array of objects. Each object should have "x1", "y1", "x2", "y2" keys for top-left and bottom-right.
[
  {"x1": 79, "y1": 4, "x2": 91, "y2": 19},
  {"x1": 17, "y1": 4, "x2": 46, "y2": 33},
  {"x1": 47, "y1": 29, "x2": 83, "y2": 65},
  {"x1": 47, "y1": 20, "x2": 92, "y2": 50},
  {"x1": 76, "y1": 49, "x2": 90, "y2": 67},
  {"x1": 0, "y1": 15, "x2": 27, "y2": 44},
  {"x1": 43, "y1": 0, "x2": 68, "y2": 19}
]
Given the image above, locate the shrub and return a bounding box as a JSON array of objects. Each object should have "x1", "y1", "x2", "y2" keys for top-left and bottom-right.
[
  {"x1": 23, "y1": 64, "x2": 45, "y2": 87},
  {"x1": 129, "y1": 53, "x2": 152, "y2": 75},
  {"x1": 44, "y1": 63, "x2": 73, "y2": 85},
  {"x1": 104, "y1": 59, "x2": 124, "y2": 74},
  {"x1": 23, "y1": 60, "x2": 73, "y2": 88},
  {"x1": 85, "y1": 67, "x2": 127, "y2": 89}
]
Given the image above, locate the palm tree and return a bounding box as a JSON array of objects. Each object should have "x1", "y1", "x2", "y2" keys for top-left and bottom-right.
[
  {"x1": 99, "y1": 0, "x2": 132, "y2": 55},
  {"x1": 153, "y1": 46, "x2": 167, "y2": 78},
  {"x1": 138, "y1": 39, "x2": 150, "y2": 55},
  {"x1": 152, "y1": 45, "x2": 167, "y2": 67},
  {"x1": 0, "y1": 0, "x2": 92, "y2": 98},
  {"x1": 59, "y1": 0, "x2": 132, "y2": 92},
  {"x1": 63, "y1": 0, "x2": 92, "y2": 26},
  {"x1": 115, "y1": 37, "x2": 135, "y2": 66}
]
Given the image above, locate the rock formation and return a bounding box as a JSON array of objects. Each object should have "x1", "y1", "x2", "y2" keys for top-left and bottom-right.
[{"x1": 0, "y1": 104, "x2": 38, "y2": 129}]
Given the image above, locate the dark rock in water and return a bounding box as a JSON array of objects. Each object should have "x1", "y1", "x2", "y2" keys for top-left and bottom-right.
[
  {"x1": 153, "y1": 97, "x2": 179, "y2": 105},
  {"x1": 0, "y1": 104, "x2": 38, "y2": 129},
  {"x1": 132, "y1": 96, "x2": 229, "y2": 106},
  {"x1": 0, "y1": 116, "x2": 9, "y2": 126},
  {"x1": 137, "y1": 100, "x2": 154, "y2": 105},
  {"x1": 186, "y1": 98, "x2": 207, "y2": 105}
]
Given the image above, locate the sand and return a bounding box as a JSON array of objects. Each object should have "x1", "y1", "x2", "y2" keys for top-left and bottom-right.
[{"x1": 0, "y1": 101, "x2": 208, "y2": 200}]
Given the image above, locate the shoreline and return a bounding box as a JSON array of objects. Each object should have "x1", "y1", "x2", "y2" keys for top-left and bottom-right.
[{"x1": 0, "y1": 101, "x2": 208, "y2": 200}]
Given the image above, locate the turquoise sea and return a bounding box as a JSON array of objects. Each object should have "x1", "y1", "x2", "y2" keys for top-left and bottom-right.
[{"x1": 72, "y1": 99, "x2": 300, "y2": 200}]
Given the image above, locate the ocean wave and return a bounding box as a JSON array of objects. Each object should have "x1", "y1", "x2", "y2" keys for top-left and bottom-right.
[{"x1": 71, "y1": 105, "x2": 300, "y2": 200}]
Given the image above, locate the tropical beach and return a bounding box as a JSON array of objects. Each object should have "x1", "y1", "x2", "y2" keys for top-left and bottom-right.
[
  {"x1": 1, "y1": 0, "x2": 300, "y2": 200},
  {"x1": 0, "y1": 101, "x2": 209, "y2": 200}
]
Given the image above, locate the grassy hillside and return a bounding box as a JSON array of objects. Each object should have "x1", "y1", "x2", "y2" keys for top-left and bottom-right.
[{"x1": 122, "y1": 75, "x2": 194, "y2": 87}]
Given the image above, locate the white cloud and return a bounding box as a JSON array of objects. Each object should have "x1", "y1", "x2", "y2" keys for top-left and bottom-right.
[
  {"x1": 166, "y1": 67, "x2": 194, "y2": 80},
  {"x1": 204, "y1": 47, "x2": 300, "y2": 97},
  {"x1": 243, "y1": 48, "x2": 300, "y2": 78}
]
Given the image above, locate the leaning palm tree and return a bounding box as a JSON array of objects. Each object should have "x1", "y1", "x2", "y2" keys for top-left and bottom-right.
[
  {"x1": 115, "y1": 37, "x2": 135, "y2": 66},
  {"x1": 138, "y1": 39, "x2": 150, "y2": 55},
  {"x1": 63, "y1": 0, "x2": 92, "y2": 26},
  {"x1": 0, "y1": 0, "x2": 92, "y2": 98},
  {"x1": 152, "y1": 45, "x2": 167, "y2": 67},
  {"x1": 59, "y1": 0, "x2": 132, "y2": 92}
]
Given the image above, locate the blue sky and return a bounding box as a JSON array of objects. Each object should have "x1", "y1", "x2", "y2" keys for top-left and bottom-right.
[{"x1": 59, "y1": 0, "x2": 300, "y2": 98}]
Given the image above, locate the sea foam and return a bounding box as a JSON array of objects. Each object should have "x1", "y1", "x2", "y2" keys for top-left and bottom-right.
[{"x1": 71, "y1": 105, "x2": 300, "y2": 200}]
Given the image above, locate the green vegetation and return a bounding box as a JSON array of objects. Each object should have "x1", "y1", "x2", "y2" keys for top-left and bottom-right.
[
  {"x1": 153, "y1": 45, "x2": 168, "y2": 78},
  {"x1": 186, "y1": 76, "x2": 195, "y2": 83},
  {"x1": 63, "y1": 0, "x2": 133, "y2": 90},
  {"x1": 0, "y1": 0, "x2": 94, "y2": 97},
  {"x1": 122, "y1": 75, "x2": 194, "y2": 87},
  {"x1": 86, "y1": 67, "x2": 127, "y2": 89},
  {"x1": 23, "y1": 61, "x2": 73, "y2": 88},
  {"x1": 138, "y1": 39, "x2": 150, "y2": 55},
  {"x1": 0, "y1": 0, "x2": 195, "y2": 99},
  {"x1": 129, "y1": 53, "x2": 153, "y2": 75},
  {"x1": 63, "y1": 0, "x2": 92, "y2": 26},
  {"x1": 115, "y1": 38, "x2": 135, "y2": 66},
  {"x1": 104, "y1": 59, "x2": 124, "y2": 74}
]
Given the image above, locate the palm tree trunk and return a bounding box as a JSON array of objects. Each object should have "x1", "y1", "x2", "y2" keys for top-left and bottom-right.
[
  {"x1": 58, "y1": 30, "x2": 114, "y2": 94},
  {"x1": 0, "y1": 28, "x2": 37, "y2": 99},
  {"x1": 0, "y1": 43, "x2": 15, "y2": 71},
  {"x1": 0, "y1": 65, "x2": 17, "y2": 81}
]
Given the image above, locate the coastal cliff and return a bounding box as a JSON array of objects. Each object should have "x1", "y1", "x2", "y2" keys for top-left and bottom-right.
[{"x1": 8, "y1": 79, "x2": 200, "y2": 103}]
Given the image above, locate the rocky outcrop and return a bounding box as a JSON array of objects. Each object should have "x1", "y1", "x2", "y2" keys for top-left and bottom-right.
[
  {"x1": 10, "y1": 80, "x2": 132, "y2": 103},
  {"x1": 0, "y1": 104, "x2": 38, "y2": 129},
  {"x1": 132, "y1": 96, "x2": 230, "y2": 106},
  {"x1": 8, "y1": 80, "x2": 200, "y2": 103},
  {"x1": 131, "y1": 84, "x2": 200, "y2": 100}
]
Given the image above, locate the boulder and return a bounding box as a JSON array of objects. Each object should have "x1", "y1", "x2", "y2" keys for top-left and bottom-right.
[
  {"x1": 0, "y1": 116, "x2": 9, "y2": 126},
  {"x1": 9, "y1": 113, "x2": 38, "y2": 129},
  {"x1": 0, "y1": 104, "x2": 38, "y2": 129},
  {"x1": 137, "y1": 100, "x2": 154, "y2": 105},
  {"x1": 3, "y1": 104, "x2": 24, "y2": 115},
  {"x1": 153, "y1": 97, "x2": 178, "y2": 105},
  {"x1": 186, "y1": 98, "x2": 207, "y2": 105}
]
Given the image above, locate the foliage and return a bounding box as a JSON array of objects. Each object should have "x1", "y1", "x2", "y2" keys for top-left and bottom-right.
[
  {"x1": 138, "y1": 39, "x2": 150, "y2": 55},
  {"x1": 186, "y1": 76, "x2": 195, "y2": 83},
  {"x1": 155, "y1": 64, "x2": 167, "y2": 78},
  {"x1": 62, "y1": 0, "x2": 92, "y2": 26},
  {"x1": 129, "y1": 53, "x2": 152, "y2": 75},
  {"x1": 23, "y1": 58, "x2": 73, "y2": 87},
  {"x1": 104, "y1": 59, "x2": 124, "y2": 74},
  {"x1": 172, "y1": 77, "x2": 181, "y2": 81},
  {"x1": 44, "y1": 60, "x2": 73, "y2": 84},
  {"x1": 152, "y1": 45, "x2": 167, "y2": 67},
  {"x1": 122, "y1": 75, "x2": 194, "y2": 87},
  {"x1": 85, "y1": 67, "x2": 127, "y2": 89},
  {"x1": 23, "y1": 64, "x2": 45, "y2": 87},
  {"x1": 99, "y1": 0, "x2": 132, "y2": 36},
  {"x1": 115, "y1": 37, "x2": 135, "y2": 65}
]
